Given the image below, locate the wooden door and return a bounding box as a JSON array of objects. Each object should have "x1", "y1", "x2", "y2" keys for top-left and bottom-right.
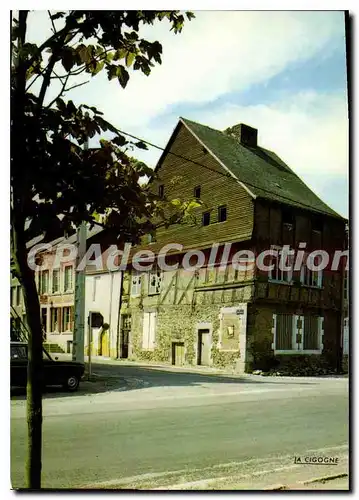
[
  {"x1": 120, "y1": 315, "x2": 131, "y2": 358},
  {"x1": 172, "y1": 342, "x2": 185, "y2": 365},
  {"x1": 198, "y1": 329, "x2": 211, "y2": 366}
]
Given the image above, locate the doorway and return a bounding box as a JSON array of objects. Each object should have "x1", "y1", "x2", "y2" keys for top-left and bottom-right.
[
  {"x1": 99, "y1": 329, "x2": 109, "y2": 357},
  {"x1": 120, "y1": 315, "x2": 131, "y2": 358},
  {"x1": 172, "y1": 342, "x2": 185, "y2": 365},
  {"x1": 197, "y1": 329, "x2": 211, "y2": 366}
]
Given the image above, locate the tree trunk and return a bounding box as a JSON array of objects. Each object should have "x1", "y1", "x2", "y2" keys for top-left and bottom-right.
[
  {"x1": 11, "y1": 10, "x2": 44, "y2": 489},
  {"x1": 12, "y1": 219, "x2": 43, "y2": 489}
]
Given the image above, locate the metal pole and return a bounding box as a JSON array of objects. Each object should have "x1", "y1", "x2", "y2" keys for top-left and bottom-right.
[
  {"x1": 72, "y1": 137, "x2": 88, "y2": 363},
  {"x1": 108, "y1": 271, "x2": 114, "y2": 356},
  {"x1": 88, "y1": 313, "x2": 92, "y2": 380}
]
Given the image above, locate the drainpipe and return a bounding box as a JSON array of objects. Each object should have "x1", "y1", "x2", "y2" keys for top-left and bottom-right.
[{"x1": 339, "y1": 225, "x2": 349, "y2": 372}]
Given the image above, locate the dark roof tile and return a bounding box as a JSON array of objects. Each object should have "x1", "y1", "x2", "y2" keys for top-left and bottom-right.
[{"x1": 181, "y1": 117, "x2": 343, "y2": 219}]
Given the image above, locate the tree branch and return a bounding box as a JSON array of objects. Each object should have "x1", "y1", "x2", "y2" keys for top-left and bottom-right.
[
  {"x1": 25, "y1": 66, "x2": 46, "y2": 92},
  {"x1": 48, "y1": 10, "x2": 57, "y2": 35},
  {"x1": 65, "y1": 80, "x2": 90, "y2": 92},
  {"x1": 46, "y1": 77, "x2": 89, "y2": 109},
  {"x1": 36, "y1": 29, "x2": 79, "y2": 111}
]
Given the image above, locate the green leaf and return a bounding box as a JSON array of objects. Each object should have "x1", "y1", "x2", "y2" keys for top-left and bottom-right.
[
  {"x1": 113, "y1": 49, "x2": 127, "y2": 61},
  {"x1": 77, "y1": 44, "x2": 92, "y2": 64},
  {"x1": 117, "y1": 66, "x2": 129, "y2": 88},
  {"x1": 66, "y1": 100, "x2": 77, "y2": 115},
  {"x1": 56, "y1": 98, "x2": 67, "y2": 113},
  {"x1": 135, "y1": 141, "x2": 148, "y2": 150},
  {"x1": 113, "y1": 135, "x2": 127, "y2": 147},
  {"x1": 61, "y1": 48, "x2": 75, "y2": 72},
  {"x1": 107, "y1": 65, "x2": 118, "y2": 80},
  {"x1": 125, "y1": 51, "x2": 136, "y2": 67},
  {"x1": 170, "y1": 199, "x2": 182, "y2": 207},
  {"x1": 186, "y1": 200, "x2": 202, "y2": 211},
  {"x1": 91, "y1": 60, "x2": 104, "y2": 75},
  {"x1": 82, "y1": 104, "x2": 104, "y2": 115}
]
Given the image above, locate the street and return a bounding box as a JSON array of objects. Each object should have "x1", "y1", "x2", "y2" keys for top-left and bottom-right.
[{"x1": 11, "y1": 362, "x2": 349, "y2": 490}]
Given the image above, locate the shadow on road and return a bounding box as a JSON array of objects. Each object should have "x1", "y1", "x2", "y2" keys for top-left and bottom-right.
[
  {"x1": 10, "y1": 361, "x2": 320, "y2": 401},
  {"x1": 10, "y1": 374, "x2": 127, "y2": 401}
]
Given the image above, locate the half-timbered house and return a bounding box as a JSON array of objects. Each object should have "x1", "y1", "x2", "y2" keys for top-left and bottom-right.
[{"x1": 118, "y1": 117, "x2": 347, "y2": 374}]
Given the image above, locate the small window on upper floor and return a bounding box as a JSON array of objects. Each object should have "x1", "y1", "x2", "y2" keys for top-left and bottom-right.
[
  {"x1": 312, "y1": 218, "x2": 323, "y2": 233},
  {"x1": 194, "y1": 185, "x2": 201, "y2": 199},
  {"x1": 158, "y1": 184, "x2": 164, "y2": 198},
  {"x1": 202, "y1": 211, "x2": 210, "y2": 226},
  {"x1": 218, "y1": 205, "x2": 227, "y2": 223},
  {"x1": 282, "y1": 209, "x2": 294, "y2": 227}
]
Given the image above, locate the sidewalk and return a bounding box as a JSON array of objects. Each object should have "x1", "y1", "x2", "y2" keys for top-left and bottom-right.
[{"x1": 57, "y1": 354, "x2": 349, "y2": 382}]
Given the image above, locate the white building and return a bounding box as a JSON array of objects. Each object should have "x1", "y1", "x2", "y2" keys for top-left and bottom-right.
[{"x1": 84, "y1": 270, "x2": 123, "y2": 358}]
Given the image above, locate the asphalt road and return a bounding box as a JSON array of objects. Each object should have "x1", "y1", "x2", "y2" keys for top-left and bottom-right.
[{"x1": 11, "y1": 362, "x2": 349, "y2": 490}]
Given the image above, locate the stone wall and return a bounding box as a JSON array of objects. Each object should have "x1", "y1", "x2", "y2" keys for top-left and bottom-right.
[
  {"x1": 122, "y1": 285, "x2": 253, "y2": 372},
  {"x1": 246, "y1": 304, "x2": 342, "y2": 373}
]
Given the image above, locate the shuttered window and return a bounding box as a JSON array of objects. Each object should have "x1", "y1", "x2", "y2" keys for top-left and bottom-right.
[
  {"x1": 275, "y1": 314, "x2": 293, "y2": 350},
  {"x1": 273, "y1": 314, "x2": 323, "y2": 353},
  {"x1": 303, "y1": 316, "x2": 320, "y2": 350}
]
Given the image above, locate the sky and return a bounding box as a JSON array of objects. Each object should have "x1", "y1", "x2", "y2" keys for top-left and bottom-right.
[{"x1": 25, "y1": 10, "x2": 349, "y2": 218}]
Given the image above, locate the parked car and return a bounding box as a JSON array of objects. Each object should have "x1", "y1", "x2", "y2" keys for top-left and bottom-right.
[{"x1": 10, "y1": 341, "x2": 85, "y2": 392}]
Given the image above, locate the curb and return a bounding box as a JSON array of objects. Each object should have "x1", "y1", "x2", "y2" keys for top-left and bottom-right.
[
  {"x1": 264, "y1": 472, "x2": 348, "y2": 490},
  {"x1": 303, "y1": 472, "x2": 348, "y2": 485}
]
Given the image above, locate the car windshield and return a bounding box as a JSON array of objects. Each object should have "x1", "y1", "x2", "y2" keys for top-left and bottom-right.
[
  {"x1": 10, "y1": 344, "x2": 53, "y2": 361},
  {"x1": 11, "y1": 345, "x2": 27, "y2": 360}
]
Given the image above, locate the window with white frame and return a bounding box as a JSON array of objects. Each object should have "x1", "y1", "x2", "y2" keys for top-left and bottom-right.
[
  {"x1": 62, "y1": 306, "x2": 74, "y2": 332},
  {"x1": 142, "y1": 311, "x2": 156, "y2": 350},
  {"x1": 50, "y1": 307, "x2": 61, "y2": 332},
  {"x1": 148, "y1": 268, "x2": 162, "y2": 295},
  {"x1": 92, "y1": 276, "x2": 101, "y2": 302},
  {"x1": 52, "y1": 269, "x2": 60, "y2": 293},
  {"x1": 40, "y1": 270, "x2": 49, "y2": 294},
  {"x1": 300, "y1": 260, "x2": 323, "y2": 288},
  {"x1": 268, "y1": 247, "x2": 293, "y2": 283},
  {"x1": 131, "y1": 271, "x2": 142, "y2": 296},
  {"x1": 273, "y1": 313, "x2": 323, "y2": 353},
  {"x1": 343, "y1": 317, "x2": 349, "y2": 355},
  {"x1": 64, "y1": 266, "x2": 74, "y2": 292}
]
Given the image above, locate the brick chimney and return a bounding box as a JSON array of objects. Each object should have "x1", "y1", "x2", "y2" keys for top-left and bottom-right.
[{"x1": 224, "y1": 123, "x2": 258, "y2": 147}]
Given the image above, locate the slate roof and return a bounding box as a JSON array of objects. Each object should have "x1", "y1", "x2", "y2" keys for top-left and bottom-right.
[{"x1": 180, "y1": 117, "x2": 344, "y2": 219}]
